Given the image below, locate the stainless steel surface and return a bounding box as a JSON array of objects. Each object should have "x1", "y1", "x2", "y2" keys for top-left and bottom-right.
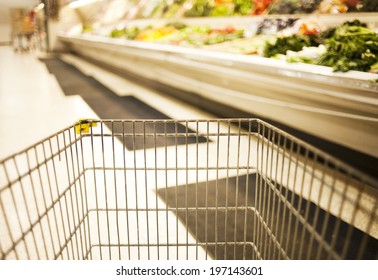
[{"x1": 1, "y1": 119, "x2": 377, "y2": 260}]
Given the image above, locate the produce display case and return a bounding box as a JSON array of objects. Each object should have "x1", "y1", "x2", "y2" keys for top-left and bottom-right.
[{"x1": 58, "y1": 1, "x2": 378, "y2": 167}]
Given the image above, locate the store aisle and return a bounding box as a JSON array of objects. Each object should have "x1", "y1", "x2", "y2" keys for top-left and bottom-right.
[
  {"x1": 0, "y1": 46, "x2": 97, "y2": 159},
  {"x1": 39, "y1": 56, "x2": 208, "y2": 150},
  {"x1": 0, "y1": 47, "x2": 214, "y2": 160},
  {"x1": 0, "y1": 46, "x2": 214, "y2": 260}
]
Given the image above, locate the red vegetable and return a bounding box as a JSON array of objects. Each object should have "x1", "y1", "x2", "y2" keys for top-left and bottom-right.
[{"x1": 252, "y1": 0, "x2": 273, "y2": 15}]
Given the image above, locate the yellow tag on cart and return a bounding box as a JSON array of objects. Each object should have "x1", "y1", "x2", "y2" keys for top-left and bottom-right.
[{"x1": 75, "y1": 119, "x2": 98, "y2": 134}]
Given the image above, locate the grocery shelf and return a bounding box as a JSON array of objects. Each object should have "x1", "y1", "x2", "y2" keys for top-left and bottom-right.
[{"x1": 59, "y1": 29, "x2": 378, "y2": 159}]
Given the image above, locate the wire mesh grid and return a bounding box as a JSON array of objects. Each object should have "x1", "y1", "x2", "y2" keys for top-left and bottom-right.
[{"x1": 0, "y1": 119, "x2": 377, "y2": 260}]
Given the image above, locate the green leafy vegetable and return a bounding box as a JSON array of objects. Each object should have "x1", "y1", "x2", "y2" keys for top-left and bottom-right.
[
  {"x1": 82, "y1": 25, "x2": 93, "y2": 33},
  {"x1": 209, "y1": 4, "x2": 235, "y2": 17},
  {"x1": 315, "y1": 21, "x2": 378, "y2": 72},
  {"x1": 263, "y1": 34, "x2": 318, "y2": 57},
  {"x1": 109, "y1": 26, "x2": 141, "y2": 39},
  {"x1": 234, "y1": 0, "x2": 254, "y2": 15},
  {"x1": 262, "y1": 20, "x2": 378, "y2": 73},
  {"x1": 184, "y1": 0, "x2": 213, "y2": 17}
]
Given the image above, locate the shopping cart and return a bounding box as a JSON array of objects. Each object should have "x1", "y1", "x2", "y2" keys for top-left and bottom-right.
[{"x1": 0, "y1": 119, "x2": 377, "y2": 260}]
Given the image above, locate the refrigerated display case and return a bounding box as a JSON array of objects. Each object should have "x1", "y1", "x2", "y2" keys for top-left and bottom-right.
[{"x1": 57, "y1": 1, "x2": 378, "y2": 176}]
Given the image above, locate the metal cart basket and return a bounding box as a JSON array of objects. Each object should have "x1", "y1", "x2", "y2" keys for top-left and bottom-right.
[{"x1": 1, "y1": 119, "x2": 377, "y2": 260}]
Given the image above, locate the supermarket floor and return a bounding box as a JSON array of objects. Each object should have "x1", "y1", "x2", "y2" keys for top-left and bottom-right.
[
  {"x1": 0, "y1": 46, "x2": 214, "y2": 160},
  {"x1": 0, "y1": 46, "x2": 93, "y2": 159},
  {"x1": 0, "y1": 46, "x2": 241, "y2": 260},
  {"x1": 0, "y1": 46, "x2": 216, "y2": 259}
]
